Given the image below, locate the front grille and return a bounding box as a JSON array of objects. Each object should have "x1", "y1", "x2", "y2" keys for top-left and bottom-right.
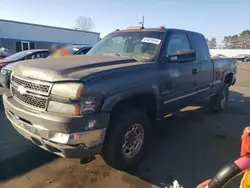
[
  {"x1": 12, "y1": 86, "x2": 47, "y2": 110},
  {"x1": 10, "y1": 75, "x2": 52, "y2": 110},
  {"x1": 12, "y1": 76, "x2": 51, "y2": 95}
]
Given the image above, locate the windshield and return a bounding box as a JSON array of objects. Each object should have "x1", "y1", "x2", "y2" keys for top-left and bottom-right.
[
  {"x1": 88, "y1": 31, "x2": 165, "y2": 62},
  {"x1": 5, "y1": 51, "x2": 32, "y2": 61}
]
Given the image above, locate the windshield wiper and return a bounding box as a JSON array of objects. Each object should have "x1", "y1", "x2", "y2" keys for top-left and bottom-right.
[{"x1": 103, "y1": 53, "x2": 134, "y2": 59}]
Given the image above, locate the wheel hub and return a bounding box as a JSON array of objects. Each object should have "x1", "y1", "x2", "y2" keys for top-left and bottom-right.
[{"x1": 122, "y1": 124, "x2": 144, "y2": 159}]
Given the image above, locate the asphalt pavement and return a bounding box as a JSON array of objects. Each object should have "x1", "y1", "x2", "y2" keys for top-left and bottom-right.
[{"x1": 0, "y1": 63, "x2": 250, "y2": 187}]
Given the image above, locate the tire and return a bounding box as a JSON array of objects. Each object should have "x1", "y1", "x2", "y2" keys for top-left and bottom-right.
[
  {"x1": 211, "y1": 83, "x2": 229, "y2": 112},
  {"x1": 102, "y1": 107, "x2": 152, "y2": 170}
]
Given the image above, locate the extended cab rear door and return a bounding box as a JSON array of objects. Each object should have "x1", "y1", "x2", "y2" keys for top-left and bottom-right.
[
  {"x1": 188, "y1": 32, "x2": 213, "y2": 99},
  {"x1": 159, "y1": 30, "x2": 200, "y2": 115}
]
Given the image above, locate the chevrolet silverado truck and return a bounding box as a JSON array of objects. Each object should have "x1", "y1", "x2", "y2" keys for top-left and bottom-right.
[{"x1": 3, "y1": 26, "x2": 237, "y2": 170}]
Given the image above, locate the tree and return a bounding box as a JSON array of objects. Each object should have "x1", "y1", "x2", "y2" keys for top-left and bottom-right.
[
  {"x1": 230, "y1": 35, "x2": 240, "y2": 49},
  {"x1": 74, "y1": 16, "x2": 95, "y2": 31},
  {"x1": 208, "y1": 38, "x2": 217, "y2": 49},
  {"x1": 239, "y1": 30, "x2": 250, "y2": 48},
  {"x1": 221, "y1": 29, "x2": 250, "y2": 49},
  {"x1": 222, "y1": 36, "x2": 231, "y2": 49}
]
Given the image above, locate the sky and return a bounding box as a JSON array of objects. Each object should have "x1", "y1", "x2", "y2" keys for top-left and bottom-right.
[{"x1": 0, "y1": 0, "x2": 250, "y2": 42}]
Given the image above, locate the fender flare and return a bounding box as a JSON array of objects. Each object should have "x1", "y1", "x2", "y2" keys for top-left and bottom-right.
[
  {"x1": 220, "y1": 70, "x2": 234, "y2": 88},
  {"x1": 101, "y1": 85, "x2": 160, "y2": 114}
]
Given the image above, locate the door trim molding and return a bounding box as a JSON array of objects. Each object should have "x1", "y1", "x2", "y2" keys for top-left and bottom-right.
[
  {"x1": 198, "y1": 87, "x2": 210, "y2": 93},
  {"x1": 163, "y1": 91, "x2": 197, "y2": 104}
]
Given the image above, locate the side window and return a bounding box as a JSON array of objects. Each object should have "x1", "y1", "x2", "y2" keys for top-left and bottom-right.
[
  {"x1": 30, "y1": 53, "x2": 40, "y2": 59},
  {"x1": 78, "y1": 48, "x2": 91, "y2": 55},
  {"x1": 192, "y1": 34, "x2": 210, "y2": 61},
  {"x1": 34, "y1": 53, "x2": 40, "y2": 59},
  {"x1": 82, "y1": 48, "x2": 91, "y2": 54},
  {"x1": 26, "y1": 53, "x2": 42, "y2": 59},
  {"x1": 167, "y1": 34, "x2": 191, "y2": 55},
  {"x1": 24, "y1": 54, "x2": 34, "y2": 60},
  {"x1": 39, "y1": 52, "x2": 49, "y2": 58}
]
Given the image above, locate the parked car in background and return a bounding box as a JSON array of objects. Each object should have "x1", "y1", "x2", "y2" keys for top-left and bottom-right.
[
  {"x1": 47, "y1": 45, "x2": 92, "y2": 58},
  {"x1": 211, "y1": 54, "x2": 228, "y2": 58},
  {"x1": 2, "y1": 27, "x2": 237, "y2": 170},
  {"x1": 0, "y1": 47, "x2": 15, "y2": 59},
  {"x1": 0, "y1": 49, "x2": 49, "y2": 88},
  {"x1": 235, "y1": 54, "x2": 250, "y2": 62},
  {"x1": 74, "y1": 46, "x2": 92, "y2": 55}
]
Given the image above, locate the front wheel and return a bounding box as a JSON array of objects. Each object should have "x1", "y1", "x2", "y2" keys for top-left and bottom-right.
[
  {"x1": 102, "y1": 107, "x2": 152, "y2": 170},
  {"x1": 211, "y1": 83, "x2": 229, "y2": 112}
]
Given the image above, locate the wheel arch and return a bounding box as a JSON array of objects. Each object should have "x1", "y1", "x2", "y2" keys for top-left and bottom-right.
[
  {"x1": 220, "y1": 71, "x2": 234, "y2": 89},
  {"x1": 102, "y1": 85, "x2": 160, "y2": 122}
]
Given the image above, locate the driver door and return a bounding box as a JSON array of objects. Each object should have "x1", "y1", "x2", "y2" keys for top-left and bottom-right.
[{"x1": 159, "y1": 32, "x2": 199, "y2": 115}]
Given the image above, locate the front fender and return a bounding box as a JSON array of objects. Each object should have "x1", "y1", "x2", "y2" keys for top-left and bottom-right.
[{"x1": 101, "y1": 85, "x2": 160, "y2": 113}]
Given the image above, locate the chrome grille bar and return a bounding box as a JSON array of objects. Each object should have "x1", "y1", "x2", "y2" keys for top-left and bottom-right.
[{"x1": 11, "y1": 75, "x2": 52, "y2": 96}]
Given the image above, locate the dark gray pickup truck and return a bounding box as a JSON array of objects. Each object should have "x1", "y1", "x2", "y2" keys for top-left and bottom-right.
[{"x1": 3, "y1": 27, "x2": 237, "y2": 170}]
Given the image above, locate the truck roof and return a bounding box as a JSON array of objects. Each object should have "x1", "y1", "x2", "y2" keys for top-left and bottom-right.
[{"x1": 114, "y1": 27, "x2": 204, "y2": 37}]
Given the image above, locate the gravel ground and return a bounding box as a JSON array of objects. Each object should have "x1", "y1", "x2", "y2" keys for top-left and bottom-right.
[{"x1": 0, "y1": 63, "x2": 250, "y2": 188}]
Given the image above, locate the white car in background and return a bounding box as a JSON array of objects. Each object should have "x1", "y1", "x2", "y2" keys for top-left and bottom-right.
[{"x1": 235, "y1": 54, "x2": 250, "y2": 62}]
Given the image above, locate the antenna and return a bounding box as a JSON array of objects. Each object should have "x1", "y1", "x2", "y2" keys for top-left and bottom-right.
[{"x1": 138, "y1": 16, "x2": 144, "y2": 27}]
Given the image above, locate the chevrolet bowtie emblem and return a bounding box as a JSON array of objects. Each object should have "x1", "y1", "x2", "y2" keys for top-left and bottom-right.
[{"x1": 17, "y1": 85, "x2": 27, "y2": 95}]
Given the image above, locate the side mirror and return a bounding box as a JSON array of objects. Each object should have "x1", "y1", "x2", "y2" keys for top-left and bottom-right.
[{"x1": 167, "y1": 50, "x2": 196, "y2": 63}]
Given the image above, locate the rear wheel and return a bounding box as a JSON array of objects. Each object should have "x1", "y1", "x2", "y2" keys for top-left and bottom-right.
[
  {"x1": 102, "y1": 107, "x2": 151, "y2": 170},
  {"x1": 211, "y1": 83, "x2": 229, "y2": 112}
]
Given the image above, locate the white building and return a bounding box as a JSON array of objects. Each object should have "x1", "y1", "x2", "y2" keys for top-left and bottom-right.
[
  {"x1": 210, "y1": 49, "x2": 250, "y2": 57},
  {"x1": 0, "y1": 19, "x2": 100, "y2": 52}
]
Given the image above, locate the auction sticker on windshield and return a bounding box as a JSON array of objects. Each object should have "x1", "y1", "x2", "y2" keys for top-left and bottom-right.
[{"x1": 141, "y1": 37, "x2": 161, "y2": 44}]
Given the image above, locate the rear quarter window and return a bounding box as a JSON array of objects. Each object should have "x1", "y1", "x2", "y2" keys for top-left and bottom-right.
[{"x1": 190, "y1": 33, "x2": 210, "y2": 61}]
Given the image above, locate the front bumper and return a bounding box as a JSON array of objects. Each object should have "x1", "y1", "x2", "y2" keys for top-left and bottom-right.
[{"x1": 3, "y1": 92, "x2": 110, "y2": 158}]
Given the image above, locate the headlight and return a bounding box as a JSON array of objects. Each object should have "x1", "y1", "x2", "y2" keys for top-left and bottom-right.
[
  {"x1": 47, "y1": 101, "x2": 80, "y2": 115},
  {"x1": 51, "y1": 82, "x2": 84, "y2": 99},
  {"x1": 1, "y1": 67, "x2": 7, "y2": 74},
  {"x1": 48, "y1": 132, "x2": 71, "y2": 144}
]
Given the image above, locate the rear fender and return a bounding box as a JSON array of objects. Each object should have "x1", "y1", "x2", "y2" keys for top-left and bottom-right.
[{"x1": 219, "y1": 70, "x2": 234, "y2": 89}]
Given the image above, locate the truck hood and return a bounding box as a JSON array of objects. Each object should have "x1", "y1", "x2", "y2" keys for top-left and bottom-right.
[{"x1": 13, "y1": 55, "x2": 147, "y2": 82}]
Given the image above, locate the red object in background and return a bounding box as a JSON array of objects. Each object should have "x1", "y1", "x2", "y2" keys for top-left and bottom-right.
[
  {"x1": 196, "y1": 127, "x2": 250, "y2": 188},
  {"x1": 241, "y1": 127, "x2": 250, "y2": 156},
  {"x1": 196, "y1": 179, "x2": 211, "y2": 188}
]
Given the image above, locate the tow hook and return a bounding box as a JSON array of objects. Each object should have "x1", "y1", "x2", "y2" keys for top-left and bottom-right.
[{"x1": 80, "y1": 156, "x2": 96, "y2": 164}]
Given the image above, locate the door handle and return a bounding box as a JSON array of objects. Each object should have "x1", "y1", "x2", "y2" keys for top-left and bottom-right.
[{"x1": 192, "y1": 69, "x2": 198, "y2": 75}]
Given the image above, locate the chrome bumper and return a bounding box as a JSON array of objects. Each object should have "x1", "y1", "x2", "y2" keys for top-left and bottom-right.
[
  {"x1": 6, "y1": 109, "x2": 106, "y2": 147},
  {"x1": 3, "y1": 92, "x2": 109, "y2": 157}
]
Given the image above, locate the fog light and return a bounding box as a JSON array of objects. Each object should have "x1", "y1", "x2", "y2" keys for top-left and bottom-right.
[{"x1": 49, "y1": 132, "x2": 70, "y2": 144}]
